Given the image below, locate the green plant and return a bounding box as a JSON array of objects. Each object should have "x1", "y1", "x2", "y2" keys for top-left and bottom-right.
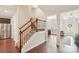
[{"x1": 75, "y1": 33, "x2": 79, "y2": 37}]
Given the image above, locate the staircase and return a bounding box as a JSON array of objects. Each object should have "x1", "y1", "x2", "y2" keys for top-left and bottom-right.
[{"x1": 16, "y1": 17, "x2": 46, "y2": 52}]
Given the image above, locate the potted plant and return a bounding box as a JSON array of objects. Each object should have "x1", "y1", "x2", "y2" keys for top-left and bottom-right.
[{"x1": 75, "y1": 33, "x2": 79, "y2": 48}]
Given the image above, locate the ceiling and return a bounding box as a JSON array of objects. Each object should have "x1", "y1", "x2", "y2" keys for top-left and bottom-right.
[
  {"x1": 0, "y1": 5, "x2": 17, "y2": 19},
  {"x1": 0, "y1": 5, "x2": 79, "y2": 19},
  {"x1": 38, "y1": 5, "x2": 79, "y2": 16}
]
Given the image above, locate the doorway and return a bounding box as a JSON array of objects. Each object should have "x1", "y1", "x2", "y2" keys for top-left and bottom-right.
[{"x1": 0, "y1": 18, "x2": 11, "y2": 39}]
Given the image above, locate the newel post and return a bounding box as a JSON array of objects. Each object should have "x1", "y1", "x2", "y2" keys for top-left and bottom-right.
[
  {"x1": 19, "y1": 30, "x2": 22, "y2": 53},
  {"x1": 36, "y1": 18, "x2": 38, "y2": 32}
]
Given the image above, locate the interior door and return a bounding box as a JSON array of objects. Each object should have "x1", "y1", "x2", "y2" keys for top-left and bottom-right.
[
  {"x1": 0, "y1": 23, "x2": 11, "y2": 39},
  {"x1": 0, "y1": 18, "x2": 11, "y2": 39},
  {"x1": 46, "y1": 15, "x2": 58, "y2": 35}
]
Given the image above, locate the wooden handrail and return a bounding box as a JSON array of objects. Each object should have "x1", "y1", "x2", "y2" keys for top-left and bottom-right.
[
  {"x1": 20, "y1": 18, "x2": 46, "y2": 30},
  {"x1": 36, "y1": 18, "x2": 46, "y2": 22},
  {"x1": 38, "y1": 19, "x2": 46, "y2": 22},
  {"x1": 19, "y1": 19, "x2": 31, "y2": 29},
  {"x1": 20, "y1": 20, "x2": 37, "y2": 33},
  {"x1": 19, "y1": 17, "x2": 35, "y2": 29}
]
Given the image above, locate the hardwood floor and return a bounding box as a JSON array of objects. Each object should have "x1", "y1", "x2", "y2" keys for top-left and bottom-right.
[
  {"x1": 0, "y1": 39, "x2": 17, "y2": 53},
  {"x1": 27, "y1": 42, "x2": 47, "y2": 53},
  {"x1": 27, "y1": 35, "x2": 57, "y2": 53},
  {"x1": 0, "y1": 35, "x2": 76, "y2": 53},
  {"x1": 26, "y1": 35, "x2": 79, "y2": 53}
]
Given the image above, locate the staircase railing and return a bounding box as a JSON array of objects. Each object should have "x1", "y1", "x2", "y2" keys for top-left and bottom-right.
[
  {"x1": 36, "y1": 18, "x2": 46, "y2": 31},
  {"x1": 19, "y1": 17, "x2": 46, "y2": 52}
]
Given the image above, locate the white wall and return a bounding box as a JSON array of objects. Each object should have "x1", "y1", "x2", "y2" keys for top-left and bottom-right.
[
  {"x1": 31, "y1": 6, "x2": 46, "y2": 19},
  {"x1": 11, "y1": 14, "x2": 19, "y2": 45}
]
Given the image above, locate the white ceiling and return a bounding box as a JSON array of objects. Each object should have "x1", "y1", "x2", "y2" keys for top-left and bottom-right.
[
  {"x1": 38, "y1": 5, "x2": 79, "y2": 16},
  {"x1": 0, "y1": 5, "x2": 17, "y2": 19},
  {"x1": 0, "y1": 5, "x2": 79, "y2": 19}
]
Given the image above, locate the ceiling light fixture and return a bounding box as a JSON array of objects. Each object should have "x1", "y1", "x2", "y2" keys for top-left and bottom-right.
[
  {"x1": 4, "y1": 10, "x2": 8, "y2": 13},
  {"x1": 32, "y1": 5, "x2": 38, "y2": 9},
  {"x1": 47, "y1": 15, "x2": 56, "y2": 19}
]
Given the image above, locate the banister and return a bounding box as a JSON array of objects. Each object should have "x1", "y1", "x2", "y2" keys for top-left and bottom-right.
[
  {"x1": 19, "y1": 17, "x2": 34, "y2": 29},
  {"x1": 20, "y1": 18, "x2": 46, "y2": 30},
  {"x1": 20, "y1": 20, "x2": 37, "y2": 33},
  {"x1": 19, "y1": 19, "x2": 31, "y2": 29},
  {"x1": 20, "y1": 18, "x2": 46, "y2": 37},
  {"x1": 19, "y1": 17, "x2": 46, "y2": 52},
  {"x1": 36, "y1": 18, "x2": 46, "y2": 22},
  {"x1": 19, "y1": 18, "x2": 35, "y2": 52},
  {"x1": 19, "y1": 30, "x2": 22, "y2": 52},
  {"x1": 38, "y1": 19, "x2": 46, "y2": 22}
]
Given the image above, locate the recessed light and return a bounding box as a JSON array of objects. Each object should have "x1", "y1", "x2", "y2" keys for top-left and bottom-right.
[
  {"x1": 47, "y1": 15, "x2": 56, "y2": 19},
  {"x1": 4, "y1": 10, "x2": 8, "y2": 13},
  {"x1": 32, "y1": 5, "x2": 38, "y2": 9}
]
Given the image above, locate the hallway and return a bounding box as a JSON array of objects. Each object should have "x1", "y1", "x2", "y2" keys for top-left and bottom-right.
[{"x1": 0, "y1": 39, "x2": 17, "y2": 53}]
